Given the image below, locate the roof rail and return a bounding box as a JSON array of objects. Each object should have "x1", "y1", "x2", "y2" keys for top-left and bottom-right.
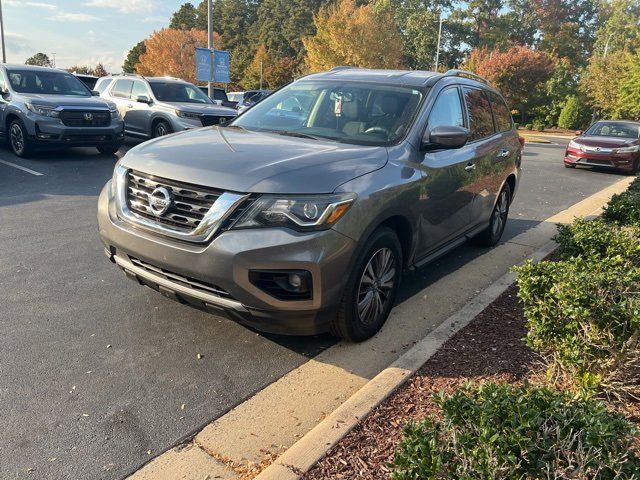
[{"x1": 442, "y1": 69, "x2": 492, "y2": 87}]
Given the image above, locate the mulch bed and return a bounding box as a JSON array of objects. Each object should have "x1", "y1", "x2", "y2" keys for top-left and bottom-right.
[{"x1": 303, "y1": 284, "x2": 640, "y2": 479}]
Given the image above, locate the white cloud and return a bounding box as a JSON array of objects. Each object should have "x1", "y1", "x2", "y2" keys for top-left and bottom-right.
[
  {"x1": 5, "y1": 32, "x2": 32, "y2": 54},
  {"x1": 84, "y1": 0, "x2": 154, "y2": 14},
  {"x1": 47, "y1": 12, "x2": 100, "y2": 22},
  {"x1": 5, "y1": 0, "x2": 57, "y2": 9},
  {"x1": 142, "y1": 16, "x2": 167, "y2": 24}
]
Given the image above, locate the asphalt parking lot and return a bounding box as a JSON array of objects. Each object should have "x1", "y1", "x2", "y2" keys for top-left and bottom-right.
[{"x1": 0, "y1": 136, "x2": 628, "y2": 479}]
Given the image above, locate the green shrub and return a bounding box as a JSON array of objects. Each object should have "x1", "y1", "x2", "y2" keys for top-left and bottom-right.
[
  {"x1": 525, "y1": 123, "x2": 533, "y2": 130},
  {"x1": 515, "y1": 257, "x2": 640, "y2": 398},
  {"x1": 514, "y1": 122, "x2": 520, "y2": 129},
  {"x1": 603, "y1": 189, "x2": 640, "y2": 226},
  {"x1": 391, "y1": 383, "x2": 640, "y2": 480},
  {"x1": 554, "y1": 218, "x2": 640, "y2": 262},
  {"x1": 533, "y1": 121, "x2": 545, "y2": 131},
  {"x1": 558, "y1": 95, "x2": 590, "y2": 130}
]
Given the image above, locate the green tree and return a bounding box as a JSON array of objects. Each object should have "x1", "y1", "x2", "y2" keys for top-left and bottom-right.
[
  {"x1": 558, "y1": 96, "x2": 590, "y2": 129},
  {"x1": 503, "y1": 0, "x2": 538, "y2": 46},
  {"x1": 594, "y1": 0, "x2": 640, "y2": 55},
  {"x1": 25, "y1": 52, "x2": 52, "y2": 67},
  {"x1": 534, "y1": 57, "x2": 579, "y2": 126},
  {"x1": 581, "y1": 51, "x2": 629, "y2": 118},
  {"x1": 616, "y1": 51, "x2": 640, "y2": 120},
  {"x1": 123, "y1": 41, "x2": 146, "y2": 73},
  {"x1": 170, "y1": 2, "x2": 198, "y2": 30}
]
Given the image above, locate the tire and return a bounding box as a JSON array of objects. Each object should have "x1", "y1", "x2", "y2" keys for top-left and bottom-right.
[
  {"x1": 564, "y1": 163, "x2": 576, "y2": 168},
  {"x1": 152, "y1": 120, "x2": 172, "y2": 138},
  {"x1": 97, "y1": 143, "x2": 121, "y2": 155},
  {"x1": 330, "y1": 227, "x2": 402, "y2": 342},
  {"x1": 474, "y1": 183, "x2": 511, "y2": 247},
  {"x1": 8, "y1": 119, "x2": 32, "y2": 158}
]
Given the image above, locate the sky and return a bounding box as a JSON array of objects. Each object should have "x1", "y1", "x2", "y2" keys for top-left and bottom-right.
[{"x1": 3, "y1": 0, "x2": 192, "y2": 72}]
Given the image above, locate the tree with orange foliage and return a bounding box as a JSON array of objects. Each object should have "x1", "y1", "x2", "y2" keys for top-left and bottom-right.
[
  {"x1": 464, "y1": 46, "x2": 555, "y2": 120},
  {"x1": 242, "y1": 45, "x2": 297, "y2": 89},
  {"x1": 136, "y1": 28, "x2": 220, "y2": 84},
  {"x1": 303, "y1": 0, "x2": 404, "y2": 73}
]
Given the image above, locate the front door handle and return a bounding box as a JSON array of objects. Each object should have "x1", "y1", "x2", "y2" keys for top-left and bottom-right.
[
  {"x1": 127, "y1": 104, "x2": 133, "y2": 108},
  {"x1": 497, "y1": 149, "x2": 510, "y2": 158},
  {"x1": 465, "y1": 163, "x2": 476, "y2": 172}
]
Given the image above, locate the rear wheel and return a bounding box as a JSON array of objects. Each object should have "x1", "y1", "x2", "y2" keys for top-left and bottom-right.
[
  {"x1": 153, "y1": 120, "x2": 172, "y2": 138},
  {"x1": 474, "y1": 183, "x2": 511, "y2": 247},
  {"x1": 9, "y1": 119, "x2": 32, "y2": 157},
  {"x1": 330, "y1": 227, "x2": 402, "y2": 342},
  {"x1": 97, "y1": 143, "x2": 121, "y2": 155}
]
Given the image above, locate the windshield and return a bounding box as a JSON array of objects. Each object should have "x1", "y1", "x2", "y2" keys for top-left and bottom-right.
[
  {"x1": 7, "y1": 69, "x2": 91, "y2": 96},
  {"x1": 231, "y1": 81, "x2": 424, "y2": 146},
  {"x1": 149, "y1": 82, "x2": 212, "y2": 104},
  {"x1": 585, "y1": 122, "x2": 640, "y2": 139}
]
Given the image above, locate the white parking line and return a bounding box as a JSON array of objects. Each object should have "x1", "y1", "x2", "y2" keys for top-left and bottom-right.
[{"x1": 0, "y1": 159, "x2": 44, "y2": 176}]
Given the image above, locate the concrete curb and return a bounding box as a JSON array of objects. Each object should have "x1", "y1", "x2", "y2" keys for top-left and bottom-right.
[{"x1": 255, "y1": 240, "x2": 559, "y2": 480}]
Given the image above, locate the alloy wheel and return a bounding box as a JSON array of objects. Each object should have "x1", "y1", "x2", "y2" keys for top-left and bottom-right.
[
  {"x1": 492, "y1": 189, "x2": 509, "y2": 237},
  {"x1": 10, "y1": 123, "x2": 25, "y2": 155},
  {"x1": 155, "y1": 123, "x2": 169, "y2": 137},
  {"x1": 357, "y1": 247, "x2": 396, "y2": 325}
]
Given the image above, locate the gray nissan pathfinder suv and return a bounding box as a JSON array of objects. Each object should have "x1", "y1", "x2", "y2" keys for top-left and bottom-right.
[
  {"x1": 1, "y1": 64, "x2": 124, "y2": 157},
  {"x1": 98, "y1": 68, "x2": 521, "y2": 341}
]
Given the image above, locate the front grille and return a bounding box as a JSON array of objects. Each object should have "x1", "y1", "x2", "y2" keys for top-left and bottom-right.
[
  {"x1": 128, "y1": 256, "x2": 234, "y2": 300},
  {"x1": 126, "y1": 170, "x2": 223, "y2": 232},
  {"x1": 201, "y1": 115, "x2": 233, "y2": 127},
  {"x1": 60, "y1": 110, "x2": 110, "y2": 127}
]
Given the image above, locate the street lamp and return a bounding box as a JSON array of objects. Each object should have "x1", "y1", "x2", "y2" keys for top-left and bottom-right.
[
  {"x1": 0, "y1": 0, "x2": 6, "y2": 63},
  {"x1": 208, "y1": 0, "x2": 214, "y2": 97}
]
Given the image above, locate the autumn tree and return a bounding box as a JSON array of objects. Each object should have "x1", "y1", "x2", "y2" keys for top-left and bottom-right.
[
  {"x1": 67, "y1": 63, "x2": 108, "y2": 77},
  {"x1": 123, "y1": 41, "x2": 146, "y2": 73},
  {"x1": 242, "y1": 45, "x2": 297, "y2": 89},
  {"x1": 136, "y1": 28, "x2": 219, "y2": 84},
  {"x1": 25, "y1": 52, "x2": 52, "y2": 67},
  {"x1": 465, "y1": 46, "x2": 555, "y2": 121},
  {"x1": 303, "y1": 0, "x2": 405, "y2": 72}
]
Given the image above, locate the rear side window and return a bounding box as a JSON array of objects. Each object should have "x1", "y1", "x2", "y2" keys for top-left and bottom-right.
[
  {"x1": 427, "y1": 87, "x2": 465, "y2": 131},
  {"x1": 463, "y1": 88, "x2": 495, "y2": 141},
  {"x1": 112, "y1": 79, "x2": 133, "y2": 99},
  {"x1": 94, "y1": 78, "x2": 111, "y2": 93},
  {"x1": 131, "y1": 81, "x2": 148, "y2": 99},
  {"x1": 487, "y1": 92, "x2": 513, "y2": 132}
]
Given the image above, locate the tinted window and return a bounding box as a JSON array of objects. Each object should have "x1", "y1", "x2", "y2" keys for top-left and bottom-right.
[
  {"x1": 585, "y1": 122, "x2": 640, "y2": 139},
  {"x1": 131, "y1": 81, "x2": 148, "y2": 99},
  {"x1": 7, "y1": 69, "x2": 90, "y2": 96},
  {"x1": 487, "y1": 92, "x2": 512, "y2": 132},
  {"x1": 427, "y1": 87, "x2": 464, "y2": 131},
  {"x1": 213, "y1": 89, "x2": 227, "y2": 101},
  {"x1": 149, "y1": 82, "x2": 212, "y2": 103},
  {"x1": 112, "y1": 79, "x2": 133, "y2": 99},
  {"x1": 463, "y1": 88, "x2": 495, "y2": 141},
  {"x1": 94, "y1": 78, "x2": 111, "y2": 93}
]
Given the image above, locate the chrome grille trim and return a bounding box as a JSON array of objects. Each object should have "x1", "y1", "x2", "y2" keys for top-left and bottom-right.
[{"x1": 115, "y1": 165, "x2": 249, "y2": 243}]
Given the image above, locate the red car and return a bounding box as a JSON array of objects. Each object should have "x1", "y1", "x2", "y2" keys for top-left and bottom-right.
[{"x1": 564, "y1": 120, "x2": 640, "y2": 174}]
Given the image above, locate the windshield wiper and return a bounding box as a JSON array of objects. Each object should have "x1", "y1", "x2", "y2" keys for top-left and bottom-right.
[{"x1": 273, "y1": 130, "x2": 319, "y2": 140}]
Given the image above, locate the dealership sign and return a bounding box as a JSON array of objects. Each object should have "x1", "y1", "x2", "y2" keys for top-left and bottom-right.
[{"x1": 195, "y1": 48, "x2": 231, "y2": 84}]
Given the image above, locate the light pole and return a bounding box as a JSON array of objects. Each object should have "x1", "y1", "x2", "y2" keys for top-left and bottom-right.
[
  {"x1": 0, "y1": 0, "x2": 6, "y2": 63},
  {"x1": 207, "y1": 0, "x2": 214, "y2": 97},
  {"x1": 435, "y1": 12, "x2": 444, "y2": 71}
]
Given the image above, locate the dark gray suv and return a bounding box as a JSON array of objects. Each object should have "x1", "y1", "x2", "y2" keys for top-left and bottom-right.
[
  {"x1": 98, "y1": 68, "x2": 521, "y2": 341},
  {"x1": 0, "y1": 65, "x2": 124, "y2": 157}
]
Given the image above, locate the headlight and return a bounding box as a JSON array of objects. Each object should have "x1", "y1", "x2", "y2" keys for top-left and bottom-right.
[
  {"x1": 568, "y1": 140, "x2": 583, "y2": 151},
  {"x1": 176, "y1": 110, "x2": 201, "y2": 119},
  {"x1": 110, "y1": 108, "x2": 121, "y2": 120},
  {"x1": 614, "y1": 145, "x2": 639, "y2": 153},
  {"x1": 231, "y1": 194, "x2": 356, "y2": 231},
  {"x1": 26, "y1": 103, "x2": 59, "y2": 118}
]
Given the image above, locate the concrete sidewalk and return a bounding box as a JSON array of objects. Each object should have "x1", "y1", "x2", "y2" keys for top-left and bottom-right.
[{"x1": 129, "y1": 176, "x2": 634, "y2": 480}]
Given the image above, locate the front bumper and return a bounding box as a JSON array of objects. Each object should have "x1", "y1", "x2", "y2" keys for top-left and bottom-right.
[
  {"x1": 97, "y1": 183, "x2": 357, "y2": 335},
  {"x1": 25, "y1": 115, "x2": 125, "y2": 147},
  {"x1": 564, "y1": 148, "x2": 638, "y2": 172}
]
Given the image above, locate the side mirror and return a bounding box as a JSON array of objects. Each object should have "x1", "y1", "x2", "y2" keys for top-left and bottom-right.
[
  {"x1": 575, "y1": 130, "x2": 583, "y2": 136},
  {"x1": 423, "y1": 125, "x2": 470, "y2": 150},
  {"x1": 91, "y1": 90, "x2": 100, "y2": 96},
  {"x1": 136, "y1": 95, "x2": 151, "y2": 104}
]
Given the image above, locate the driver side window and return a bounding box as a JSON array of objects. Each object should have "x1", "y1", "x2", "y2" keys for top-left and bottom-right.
[{"x1": 427, "y1": 88, "x2": 464, "y2": 132}]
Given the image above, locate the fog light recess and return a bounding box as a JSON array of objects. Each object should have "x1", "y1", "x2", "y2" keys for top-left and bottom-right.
[{"x1": 249, "y1": 270, "x2": 313, "y2": 301}]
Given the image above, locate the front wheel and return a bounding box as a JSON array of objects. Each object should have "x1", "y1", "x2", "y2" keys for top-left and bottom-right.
[
  {"x1": 474, "y1": 183, "x2": 511, "y2": 247},
  {"x1": 97, "y1": 143, "x2": 121, "y2": 156},
  {"x1": 152, "y1": 120, "x2": 172, "y2": 138},
  {"x1": 9, "y1": 119, "x2": 32, "y2": 157},
  {"x1": 331, "y1": 227, "x2": 402, "y2": 342}
]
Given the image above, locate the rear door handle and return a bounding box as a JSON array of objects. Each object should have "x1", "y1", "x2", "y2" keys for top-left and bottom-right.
[
  {"x1": 497, "y1": 149, "x2": 510, "y2": 158},
  {"x1": 465, "y1": 163, "x2": 476, "y2": 172}
]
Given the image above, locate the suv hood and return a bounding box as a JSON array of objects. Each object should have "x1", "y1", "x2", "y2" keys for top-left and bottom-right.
[
  {"x1": 19, "y1": 93, "x2": 113, "y2": 109},
  {"x1": 160, "y1": 101, "x2": 237, "y2": 116},
  {"x1": 121, "y1": 127, "x2": 387, "y2": 194}
]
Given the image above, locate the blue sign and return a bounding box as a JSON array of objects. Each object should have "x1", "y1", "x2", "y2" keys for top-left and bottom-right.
[
  {"x1": 195, "y1": 47, "x2": 213, "y2": 82},
  {"x1": 213, "y1": 50, "x2": 231, "y2": 84}
]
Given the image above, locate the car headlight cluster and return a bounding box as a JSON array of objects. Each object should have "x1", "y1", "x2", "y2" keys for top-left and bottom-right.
[
  {"x1": 567, "y1": 140, "x2": 584, "y2": 151},
  {"x1": 110, "y1": 107, "x2": 121, "y2": 120},
  {"x1": 614, "y1": 145, "x2": 640, "y2": 153},
  {"x1": 26, "y1": 103, "x2": 60, "y2": 118},
  {"x1": 176, "y1": 110, "x2": 202, "y2": 120},
  {"x1": 232, "y1": 194, "x2": 356, "y2": 232}
]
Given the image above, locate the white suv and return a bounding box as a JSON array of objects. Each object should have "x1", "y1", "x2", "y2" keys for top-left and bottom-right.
[{"x1": 96, "y1": 75, "x2": 237, "y2": 139}]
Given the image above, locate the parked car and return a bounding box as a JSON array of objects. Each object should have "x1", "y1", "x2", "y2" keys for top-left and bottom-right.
[
  {"x1": 0, "y1": 64, "x2": 124, "y2": 157},
  {"x1": 229, "y1": 89, "x2": 272, "y2": 113},
  {"x1": 98, "y1": 68, "x2": 521, "y2": 341},
  {"x1": 97, "y1": 74, "x2": 237, "y2": 139},
  {"x1": 564, "y1": 120, "x2": 640, "y2": 174},
  {"x1": 198, "y1": 86, "x2": 238, "y2": 109},
  {"x1": 73, "y1": 73, "x2": 99, "y2": 90}
]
